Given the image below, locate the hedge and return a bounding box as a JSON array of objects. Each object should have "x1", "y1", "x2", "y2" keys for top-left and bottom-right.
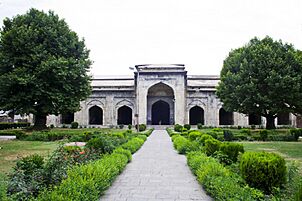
[
  {"x1": 187, "y1": 152, "x2": 264, "y2": 201},
  {"x1": 0, "y1": 122, "x2": 30, "y2": 130},
  {"x1": 36, "y1": 152, "x2": 129, "y2": 201},
  {"x1": 172, "y1": 135, "x2": 198, "y2": 154},
  {"x1": 121, "y1": 137, "x2": 145, "y2": 153}
]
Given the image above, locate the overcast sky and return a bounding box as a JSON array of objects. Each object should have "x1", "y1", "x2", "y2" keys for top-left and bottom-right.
[{"x1": 1, "y1": 0, "x2": 302, "y2": 76}]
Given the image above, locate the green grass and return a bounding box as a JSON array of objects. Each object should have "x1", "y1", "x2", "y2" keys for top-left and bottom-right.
[
  {"x1": 0, "y1": 140, "x2": 59, "y2": 174},
  {"x1": 241, "y1": 141, "x2": 302, "y2": 167}
]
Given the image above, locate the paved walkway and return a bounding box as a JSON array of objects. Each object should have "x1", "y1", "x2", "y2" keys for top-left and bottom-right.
[{"x1": 100, "y1": 130, "x2": 211, "y2": 201}]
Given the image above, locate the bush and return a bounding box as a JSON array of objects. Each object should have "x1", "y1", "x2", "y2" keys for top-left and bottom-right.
[
  {"x1": 197, "y1": 134, "x2": 214, "y2": 145},
  {"x1": 86, "y1": 137, "x2": 116, "y2": 154},
  {"x1": 240, "y1": 151, "x2": 287, "y2": 193},
  {"x1": 188, "y1": 131, "x2": 202, "y2": 141},
  {"x1": 197, "y1": 123, "x2": 203, "y2": 129},
  {"x1": 259, "y1": 130, "x2": 268, "y2": 141},
  {"x1": 290, "y1": 129, "x2": 302, "y2": 141},
  {"x1": 184, "y1": 124, "x2": 191, "y2": 130},
  {"x1": 7, "y1": 154, "x2": 45, "y2": 199},
  {"x1": 204, "y1": 138, "x2": 221, "y2": 156},
  {"x1": 118, "y1": 124, "x2": 124, "y2": 129},
  {"x1": 128, "y1": 124, "x2": 132, "y2": 129},
  {"x1": 139, "y1": 124, "x2": 146, "y2": 132},
  {"x1": 14, "y1": 130, "x2": 27, "y2": 139},
  {"x1": 219, "y1": 142, "x2": 244, "y2": 163},
  {"x1": 174, "y1": 124, "x2": 183, "y2": 132},
  {"x1": 173, "y1": 135, "x2": 198, "y2": 154},
  {"x1": 71, "y1": 122, "x2": 79, "y2": 129},
  {"x1": 240, "y1": 128, "x2": 251, "y2": 136},
  {"x1": 36, "y1": 153, "x2": 129, "y2": 201},
  {"x1": 121, "y1": 137, "x2": 144, "y2": 153},
  {"x1": 296, "y1": 182, "x2": 302, "y2": 201},
  {"x1": 223, "y1": 130, "x2": 234, "y2": 141},
  {"x1": 113, "y1": 147, "x2": 132, "y2": 162},
  {"x1": 187, "y1": 152, "x2": 264, "y2": 200},
  {"x1": 137, "y1": 134, "x2": 147, "y2": 141}
]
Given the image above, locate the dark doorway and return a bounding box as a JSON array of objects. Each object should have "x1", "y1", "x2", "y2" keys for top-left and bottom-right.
[
  {"x1": 277, "y1": 113, "x2": 290, "y2": 125},
  {"x1": 249, "y1": 113, "x2": 261, "y2": 125},
  {"x1": 219, "y1": 108, "x2": 234, "y2": 125},
  {"x1": 117, "y1": 106, "x2": 132, "y2": 125},
  {"x1": 152, "y1": 100, "x2": 170, "y2": 125},
  {"x1": 189, "y1": 106, "x2": 204, "y2": 125},
  {"x1": 89, "y1": 106, "x2": 103, "y2": 125},
  {"x1": 61, "y1": 112, "x2": 74, "y2": 124}
]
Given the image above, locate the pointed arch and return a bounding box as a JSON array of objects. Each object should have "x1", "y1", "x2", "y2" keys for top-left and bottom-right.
[
  {"x1": 117, "y1": 105, "x2": 132, "y2": 125},
  {"x1": 189, "y1": 106, "x2": 204, "y2": 125},
  {"x1": 89, "y1": 105, "x2": 103, "y2": 125},
  {"x1": 219, "y1": 108, "x2": 234, "y2": 125}
]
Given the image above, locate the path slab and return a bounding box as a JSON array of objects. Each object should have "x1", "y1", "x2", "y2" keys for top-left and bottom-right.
[{"x1": 100, "y1": 130, "x2": 211, "y2": 201}]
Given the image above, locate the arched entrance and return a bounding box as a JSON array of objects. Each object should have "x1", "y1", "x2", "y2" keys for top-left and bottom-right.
[
  {"x1": 147, "y1": 83, "x2": 175, "y2": 125},
  {"x1": 89, "y1": 106, "x2": 103, "y2": 125},
  {"x1": 249, "y1": 113, "x2": 261, "y2": 125},
  {"x1": 219, "y1": 108, "x2": 234, "y2": 125},
  {"x1": 277, "y1": 112, "x2": 290, "y2": 125},
  {"x1": 61, "y1": 112, "x2": 74, "y2": 124},
  {"x1": 189, "y1": 106, "x2": 204, "y2": 125},
  {"x1": 151, "y1": 100, "x2": 170, "y2": 125},
  {"x1": 117, "y1": 106, "x2": 132, "y2": 125}
]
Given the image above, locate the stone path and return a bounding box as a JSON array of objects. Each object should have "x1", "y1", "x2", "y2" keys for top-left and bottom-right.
[
  {"x1": 100, "y1": 130, "x2": 211, "y2": 201},
  {"x1": 0, "y1": 136, "x2": 16, "y2": 140}
]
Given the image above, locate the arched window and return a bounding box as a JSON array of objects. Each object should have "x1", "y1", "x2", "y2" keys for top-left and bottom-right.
[
  {"x1": 117, "y1": 106, "x2": 132, "y2": 125},
  {"x1": 189, "y1": 106, "x2": 204, "y2": 125},
  {"x1": 219, "y1": 108, "x2": 234, "y2": 125},
  {"x1": 89, "y1": 106, "x2": 103, "y2": 125}
]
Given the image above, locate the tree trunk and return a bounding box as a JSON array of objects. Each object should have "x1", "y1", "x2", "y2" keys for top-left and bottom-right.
[
  {"x1": 266, "y1": 115, "x2": 276, "y2": 129},
  {"x1": 33, "y1": 113, "x2": 47, "y2": 130}
]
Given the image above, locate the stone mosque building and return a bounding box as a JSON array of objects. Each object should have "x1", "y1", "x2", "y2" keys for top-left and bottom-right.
[{"x1": 46, "y1": 64, "x2": 297, "y2": 127}]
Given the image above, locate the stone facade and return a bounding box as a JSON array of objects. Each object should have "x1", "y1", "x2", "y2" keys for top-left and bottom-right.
[{"x1": 46, "y1": 64, "x2": 297, "y2": 127}]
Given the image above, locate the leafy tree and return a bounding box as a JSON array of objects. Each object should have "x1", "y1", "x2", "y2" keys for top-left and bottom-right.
[
  {"x1": 0, "y1": 9, "x2": 92, "y2": 129},
  {"x1": 216, "y1": 36, "x2": 302, "y2": 129}
]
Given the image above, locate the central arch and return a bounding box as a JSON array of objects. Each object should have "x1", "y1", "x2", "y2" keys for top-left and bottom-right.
[
  {"x1": 89, "y1": 105, "x2": 103, "y2": 125},
  {"x1": 151, "y1": 100, "x2": 170, "y2": 125},
  {"x1": 147, "y1": 82, "x2": 174, "y2": 125},
  {"x1": 189, "y1": 106, "x2": 204, "y2": 125}
]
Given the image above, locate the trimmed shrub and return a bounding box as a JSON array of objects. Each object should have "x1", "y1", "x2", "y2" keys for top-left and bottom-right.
[
  {"x1": 71, "y1": 122, "x2": 79, "y2": 129},
  {"x1": 240, "y1": 128, "x2": 251, "y2": 136},
  {"x1": 184, "y1": 124, "x2": 191, "y2": 130},
  {"x1": 137, "y1": 134, "x2": 147, "y2": 141},
  {"x1": 173, "y1": 135, "x2": 198, "y2": 154},
  {"x1": 121, "y1": 137, "x2": 144, "y2": 153},
  {"x1": 0, "y1": 122, "x2": 30, "y2": 130},
  {"x1": 187, "y1": 152, "x2": 264, "y2": 200},
  {"x1": 197, "y1": 134, "x2": 214, "y2": 145},
  {"x1": 204, "y1": 138, "x2": 221, "y2": 156},
  {"x1": 174, "y1": 124, "x2": 183, "y2": 132},
  {"x1": 118, "y1": 124, "x2": 124, "y2": 129},
  {"x1": 128, "y1": 124, "x2": 132, "y2": 129},
  {"x1": 290, "y1": 129, "x2": 302, "y2": 141},
  {"x1": 139, "y1": 124, "x2": 146, "y2": 132},
  {"x1": 113, "y1": 148, "x2": 132, "y2": 162},
  {"x1": 259, "y1": 130, "x2": 268, "y2": 141},
  {"x1": 240, "y1": 151, "x2": 287, "y2": 193},
  {"x1": 188, "y1": 131, "x2": 202, "y2": 141},
  {"x1": 223, "y1": 130, "x2": 234, "y2": 141},
  {"x1": 219, "y1": 142, "x2": 244, "y2": 163},
  {"x1": 197, "y1": 123, "x2": 203, "y2": 129},
  {"x1": 15, "y1": 130, "x2": 27, "y2": 139}
]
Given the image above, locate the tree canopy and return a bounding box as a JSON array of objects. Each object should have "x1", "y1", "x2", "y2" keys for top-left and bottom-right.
[
  {"x1": 216, "y1": 36, "x2": 302, "y2": 129},
  {"x1": 0, "y1": 8, "x2": 92, "y2": 128}
]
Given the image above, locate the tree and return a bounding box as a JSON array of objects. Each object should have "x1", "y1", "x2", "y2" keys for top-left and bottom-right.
[
  {"x1": 0, "y1": 9, "x2": 92, "y2": 129},
  {"x1": 216, "y1": 36, "x2": 302, "y2": 129}
]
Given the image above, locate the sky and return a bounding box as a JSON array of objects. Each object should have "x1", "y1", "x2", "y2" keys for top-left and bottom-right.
[{"x1": 0, "y1": 0, "x2": 302, "y2": 76}]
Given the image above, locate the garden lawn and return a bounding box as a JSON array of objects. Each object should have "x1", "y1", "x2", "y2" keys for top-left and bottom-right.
[
  {"x1": 241, "y1": 141, "x2": 302, "y2": 168},
  {"x1": 0, "y1": 140, "x2": 58, "y2": 174}
]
